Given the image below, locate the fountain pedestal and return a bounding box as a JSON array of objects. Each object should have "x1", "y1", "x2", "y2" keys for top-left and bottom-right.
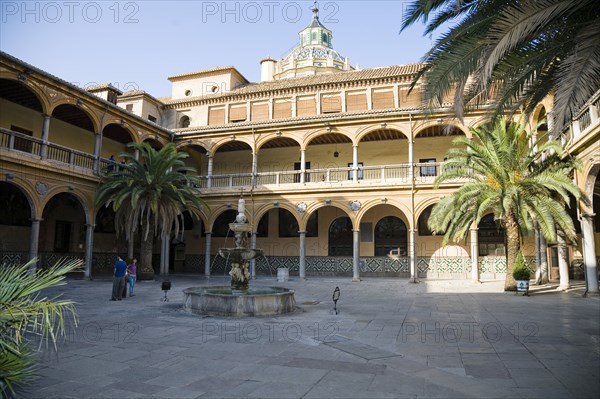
[{"x1": 183, "y1": 199, "x2": 296, "y2": 316}]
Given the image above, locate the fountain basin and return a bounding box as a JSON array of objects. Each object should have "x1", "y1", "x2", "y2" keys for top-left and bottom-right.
[{"x1": 183, "y1": 286, "x2": 296, "y2": 317}]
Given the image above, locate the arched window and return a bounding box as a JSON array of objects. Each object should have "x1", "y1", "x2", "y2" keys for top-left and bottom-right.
[
  {"x1": 375, "y1": 216, "x2": 407, "y2": 256},
  {"x1": 180, "y1": 115, "x2": 190, "y2": 128},
  {"x1": 328, "y1": 217, "x2": 352, "y2": 256}
]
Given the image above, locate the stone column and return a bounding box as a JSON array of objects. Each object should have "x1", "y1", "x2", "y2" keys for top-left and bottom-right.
[
  {"x1": 352, "y1": 229, "x2": 360, "y2": 281},
  {"x1": 250, "y1": 231, "x2": 257, "y2": 279},
  {"x1": 557, "y1": 232, "x2": 570, "y2": 290},
  {"x1": 252, "y1": 151, "x2": 258, "y2": 187},
  {"x1": 207, "y1": 155, "x2": 214, "y2": 188},
  {"x1": 84, "y1": 223, "x2": 94, "y2": 280},
  {"x1": 534, "y1": 227, "x2": 542, "y2": 282},
  {"x1": 539, "y1": 234, "x2": 548, "y2": 284},
  {"x1": 409, "y1": 228, "x2": 418, "y2": 283},
  {"x1": 352, "y1": 145, "x2": 359, "y2": 182},
  {"x1": 581, "y1": 214, "x2": 599, "y2": 294},
  {"x1": 204, "y1": 232, "x2": 212, "y2": 277},
  {"x1": 93, "y1": 131, "x2": 102, "y2": 173},
  {"x1": 40, "y1": 114, "x2": 50, "y2": 159},
  {"x1": 28, "y1": 218, "x2": 42, "y2": 271},
  {"x1": 300, "y1": 149, "x2": 306, "y2": 184},
  {"x1": 299, "y1": 231, "x2": 306, "y2": 280},
  {"x1": 470, "y1": 226, "x2": 480, "y2": 282}
]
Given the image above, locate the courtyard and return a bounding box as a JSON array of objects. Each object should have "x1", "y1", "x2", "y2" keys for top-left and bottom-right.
[{"x1": 20, "y1": 275, "x2": 600, "y2": 399}]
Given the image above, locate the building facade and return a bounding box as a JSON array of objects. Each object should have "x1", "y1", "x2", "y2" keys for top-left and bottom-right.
[{"x1": 1, "y1": 4, "x2": 598, "y2": 288}]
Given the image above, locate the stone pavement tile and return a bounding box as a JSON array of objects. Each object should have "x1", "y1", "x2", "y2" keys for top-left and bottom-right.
[
  {"x1": 314, "y1": 370, "x2": 376, "y2": 388},
  {"x1": 368, "y1": 370, "x2": 425, "y2": 396},
  {"x1": 246, "y1": 381, "x2": 313, "y2": 398},
  {"x1": 507, "y1": 367, "x2": 556, "y2": 379},
  {"x1": 509, "y1": 387, "x2": 574, "y2": 399},
  {"x1": 94, "y1": 348, "x2": 148, "y2": 362},
  {"x1": 426, "y1": 355, "x2": 463, "y2": 368},
  {"x1": 464, "y1": 364, "x2": 511, "y2": 379},
  {"x1": 150, "y1": 386, "x2": 205, "y2": 398},
  {"x1": 248, "y1": 364, "x2": 329, "y2": 384},
  {"x1": 105, "y1": 379, "x2": 167, "y2": 395},
  {"x1": 511, "y1": 375, "x2": 566, "y2": 389},
  {"x1": 304, "y1": 385, "x2": 407, "y2": 399},
  {"x1": 185, "y1": 376, "x2": 246, "y2": 393},
  {"x1": 109, "y1": 365, "x2": 165, "y2": 382},
  {"x1": 501, "y1": 360, "x2": 545, "y2": 369},
  {"x1": 145, "y1": 369, "x2": 217, "y2": 388}
]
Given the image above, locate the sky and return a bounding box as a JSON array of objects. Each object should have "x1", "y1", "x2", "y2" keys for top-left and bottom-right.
[{"x1": 1, "y1": 0, "x2": 442, "y2": 98}]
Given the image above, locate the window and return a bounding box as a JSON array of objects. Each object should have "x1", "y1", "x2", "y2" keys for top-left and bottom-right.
[
  {"x1": 346, "y1": 92, "x2": 367, "y2": 112},
  {"x1": 321, "y1": 94, "x2": 341, "y2": 113},
  {"x1": 180, "y1": 115, "x2": 190, "y2": 128},
  {"x1": 329, "y1": 217, "x2": 353, "y2": 256},
  {"x1": 148, "y1": 114, "x2": 157, "y2": 123},
  {"x1": 297, "y1": 97, "x2": 316, "y2": 116},
  {"x1": 251, "y1": 102, "x2": 269, "y2": 121},
  {"x1": 273, "y1": 99, "x2": 292, "y2": 119},
  {"x1": 256, "y1": 212, "x2": 269, "y2": 237},
  {"x1": 375, "y1": 216, "x2": 407, "y2": 256},
  {"x1": 478, "y1": 214, "x2": 505, "y2": 256},
  {"x1": 208, "y1": 107, "x2": 225, "y2": 125},
  {"x1": 372, "y1": 90, "x2": 394, "y2": 110},
  {"x1": 229, "y1": 105, "x2": 247, "y2": 123},
  {"x1": 125, "y1": 104, "x2": 133, "y2": 111},
  {"x1": 419, "y1": 158, "x2": 437, "y2": 177}
]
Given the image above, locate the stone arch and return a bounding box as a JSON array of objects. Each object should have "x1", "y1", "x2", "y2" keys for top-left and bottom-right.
[
  {"x1": 414, "y1": 123, "x2": 467, "y2": 139},
  {"x1": 303, "y1": 127, "x2": 353, "y2": 149},
  {"x1": 41, "y1": 187, "x2": 93, "y2": 226},
  {"x1": 356, "y1": 198, "x2": 413, "y2": 229},
  {"x1": 206, "y1": 207, "x2": 237, "y2": 234},
  {"x1": 0, "y1": 181, "x2": 37, "y2": 225},
  {"x1": 49, "y1": 101, "x2": 99, "y2": 133},
  {"x1": 256, "y1": 134, "x2": 301, "y2": 152},
  {"x1": 0, "y1": 76, "x2": 49, "y2": 114},
  {"x1": 355, "y1": 123, "x2": 409, "y2": 142},
  {"x1": 304, "y1": 202, "x2": 356, "y2": 228},
  {"x1": 212, "y1": 136, "x2": 254, "y2": 153},
  {"x1": 583, "y1": 163, "x2": 600, "y2": 214}
]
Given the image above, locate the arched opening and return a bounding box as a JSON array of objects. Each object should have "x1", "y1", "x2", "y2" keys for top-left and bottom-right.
[
  {"x1": 51, "y1": 104, "x2": 95, "y2": 154},
  {"x1": 415, "y1": 125, "x2": 465, "y2": 178},
  {"x1": 0, "y1": 182, "x2": 32, "y2": 264},
  {"x1": 41, "y1": 193, "x2": 86, "y2": 268},
  {"x1": 306, "y1": 132, "x2": 352, "y2": 180},
  {"x1": 375, "y1": 216, "x2": 407, "y2": 256},
  {"x1": 102, "y1": 123, "x2": 135, "y2": 163},
  {"x1": 359, "y1": 128, "x2": 408, "y2": 169},
  {"x1": 178, "y1": 143, "x2": 209, "y2": 176},
  {"x1": 259, "y1": 137, "x2": 300, "y2": 183},
  {"x1": 212, "y1": 210, "x2": 237, "y2": 237},
  {"x1": 143, "y1": 138, "x2": 163, "y2": 151},
  {"x1": 478, "y1": 214, "x2": 505, "y2": 256},
  {"x1": 213, "y1": 141, "x2": 252, "y2": 177},
  {"x1": 179, "y1": 115, "x2": 190, "y2": 128},
  {"x1": 328, "y1": 216, "x2": 353, "y2": 256},
  {"x1": 417, "y1": 204, "x2": 435, "y2": 236}
]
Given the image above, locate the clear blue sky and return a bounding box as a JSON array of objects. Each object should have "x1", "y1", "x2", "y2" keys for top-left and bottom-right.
[{"x1": 1, "y1": 1, "x2": 441, "y2": 97}]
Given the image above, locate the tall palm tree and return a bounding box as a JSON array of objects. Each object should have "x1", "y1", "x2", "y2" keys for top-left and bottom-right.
[
  {"x1": 95, "y1": 143, "x2": 204, "y2": 279},
  {"x1": 427, "y1": 119, "x2": 580, "y2": 290},
  {"x1": 400, "y1": 0, "x2": 600, "y2": 133},
  {"x1": 1, "y1": 258, "x2": 80, "y2": 396}
]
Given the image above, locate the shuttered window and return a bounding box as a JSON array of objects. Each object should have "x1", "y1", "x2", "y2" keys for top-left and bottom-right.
[
  {"x1": 208, "y1": 107, "x2": 225, "y2": 125},
  {"x1": 346, "y1": 91, "x2": 367, "y2": 112},
  {"x1": 297, "y1": 96, "x2": 316, "y2": 116},
  {"x1": 321, "y1": 94, "x2": 341, "y2": 113},
  {"x1": 273, "y1": 99, "x2": 292, "y2": 119},
  {"x1": 229, "y1": 104, "x2": 247, "y2": 123},
  {"x1": 399, "y1": 88, "x2": 421, "y2": 109},
  {"x1": 251, "y1": 102, "x2": 269, "y2": 121},
  {"x1": 372, "y1": 89, "x2": 395, "y2": 110}
]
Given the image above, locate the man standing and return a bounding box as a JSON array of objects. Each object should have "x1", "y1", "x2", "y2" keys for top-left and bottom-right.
[{"x1": 111, "y1": 256, "x2": 128, "y2": 301}]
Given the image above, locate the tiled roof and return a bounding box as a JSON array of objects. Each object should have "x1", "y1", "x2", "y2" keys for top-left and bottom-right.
[
  {"x1": 164, "y1": 64, "x2": 423, "y2": 106},
  {"x1": 85, "y1": 83, "x2": 122, "y2": 94},
  {"x1": 167, "y1": 66, "x2": 248, "y2": 81},
  {"x1": 119, "y1": 90, "x2": 165, "y2": 105}
]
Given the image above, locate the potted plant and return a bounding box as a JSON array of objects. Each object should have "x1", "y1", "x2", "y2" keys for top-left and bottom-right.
[{"x1": 512, "y1": 251, "x2": 531, "y2": 295}]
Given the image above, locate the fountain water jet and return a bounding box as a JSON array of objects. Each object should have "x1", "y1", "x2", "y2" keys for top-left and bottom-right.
[{"x1": 183, "y1": 195, "x2": 296, "y2": 316}]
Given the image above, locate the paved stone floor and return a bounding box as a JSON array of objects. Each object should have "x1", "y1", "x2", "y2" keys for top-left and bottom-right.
[{"x1": 20, "y1": 275, "x2": 600, "y2": 398}]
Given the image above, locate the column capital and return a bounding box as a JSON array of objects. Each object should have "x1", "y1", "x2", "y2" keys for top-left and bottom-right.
[
  {"x1": 581, "y1": 213, "x2": 596, "y2": 220},
  {"x1": 29, "y1": 217, "x2": 43, "y2": 223},
  {"x1": 204, "y1": 231, "x2": 213, "y2": 236},
  {"x1": 298, "y1": 230, "x2": 307, "y2": 234}
]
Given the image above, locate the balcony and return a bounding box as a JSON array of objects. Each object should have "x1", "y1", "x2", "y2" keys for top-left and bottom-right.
[{"x1": 1, "y1": 127, "x2": 452, "y2": 193}]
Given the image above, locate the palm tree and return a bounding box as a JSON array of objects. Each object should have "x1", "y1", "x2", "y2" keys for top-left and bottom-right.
[
  {"x1": 1, "y1": 258, "x2": 80, "y2": 396},
  {"x1": 427, "y1": 119, "x2": 580, "y2": 290},
  {"x1": 95, "y1": 143, "x2": 205, "y2": 280},
  {"x1": 400, "y1": 0, "x2": 600, "y2": 133}
]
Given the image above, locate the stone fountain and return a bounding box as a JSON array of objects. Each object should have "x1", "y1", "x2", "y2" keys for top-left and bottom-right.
[{"x1": 183, "y1": 196, "x2": 296, "y2": 316}]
